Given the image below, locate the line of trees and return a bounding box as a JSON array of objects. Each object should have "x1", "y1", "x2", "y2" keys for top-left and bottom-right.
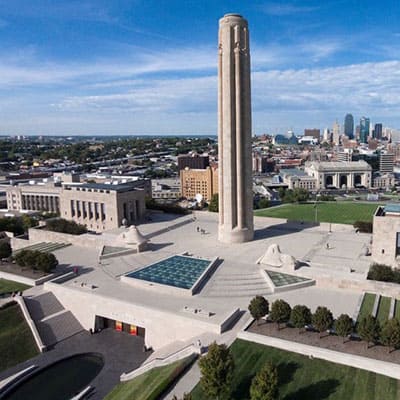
[
  {"x1": 249, "y1": 296, "x2": 400, "y2": 352},
  {"x1": 198, "y1": 341, "x2": 279, "y2": 400},
  {"x1": 367, "y1": 263, "x2": 400, "y2": 284},
  {"x1": 45, "y1": 218, "x2": 87, "y2": 235},
  {"x1": 14, "y1": 249, "x2": 58, "y2": 273}
]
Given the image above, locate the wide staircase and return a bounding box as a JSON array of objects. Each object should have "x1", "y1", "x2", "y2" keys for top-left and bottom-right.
[
  {"x1": 24, "y1": 291, "x2": 83, "y2": 347},
  {"x1": 201, "y1": 270, "x2": 273, "y2": 298}
]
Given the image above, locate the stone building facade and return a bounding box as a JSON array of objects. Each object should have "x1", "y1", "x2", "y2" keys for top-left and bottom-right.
[
  {"x1": 6, "y1": 180, "x2": 147, "y2": 232},
  {"x1": 304, "y1": 161, "x2": 372, "y2": 189},
  {"x1": 372, "y1": 205, "x2": 400, "y2": 267},
  {"x1": 180, "y1": 166, "x2": 218, "y2": 202}
]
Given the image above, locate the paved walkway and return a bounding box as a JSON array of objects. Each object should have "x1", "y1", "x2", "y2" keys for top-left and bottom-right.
[
  {"x1": 162, "y1": 313, "x2": 252, "y2": 400},
  {"x1": 0, "y1": 329, "x2": 150, "y2": 400}
]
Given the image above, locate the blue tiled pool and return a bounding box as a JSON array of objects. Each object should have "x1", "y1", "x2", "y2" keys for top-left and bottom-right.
[{"x1": 126, "y1": 255, "x2": 211, "y2": 289}]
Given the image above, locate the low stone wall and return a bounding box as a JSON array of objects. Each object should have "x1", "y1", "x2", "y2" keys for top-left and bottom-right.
[
  {"x1": 121, "y1": 347, "x2": 199, "y2": 382},
  {"x1": 15, "y1": 296, "x2": 46, "y2": 352},
  {"x1": 298, "y1": 267, "x2": 400, "y2": 298},
  {"x1": 0, "y1": 270, "x2": 55, "y2": 287},
  {"x1": 28, "y1": 228, "x2": 103, "y2": 250},
  {"x1": 238, "y1": 331, "x2": 400, "y2": 380}
]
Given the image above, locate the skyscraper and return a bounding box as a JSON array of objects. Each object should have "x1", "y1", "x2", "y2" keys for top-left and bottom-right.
[
  {"x1": 360, "y1": 117, "x2": 370, "y2": 143},
  {"x1": 344, "y1": 114, "x2": 354, "y2": 139},
  {"x1": 218, "y1": 14, "x2": 253, "y2": 243},
  {"x1": 374, "y1": 123, "x2": 383, "y2": 140},
  {"x1": 332, "y1": 120, "x2": 341, "y2": 145}
]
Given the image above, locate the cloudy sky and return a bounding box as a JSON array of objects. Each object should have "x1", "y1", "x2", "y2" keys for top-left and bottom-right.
[{"x1": 0, "y1": 0, "x2": 399, "y2": 135}]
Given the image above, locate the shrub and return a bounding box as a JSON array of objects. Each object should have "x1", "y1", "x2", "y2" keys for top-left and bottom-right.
[
  {"x1": 358, "y1": 315, "x2": 380, "y2": 349},
  {"x1": 334, "y1": 314, "x2": 353, "y2": 343},
  {"x1": 250, "y1": 362, "x2": 279, "y2": 400},
  {"x1": 45, "y1": 218, "x2": 87, "y2": 235},
  {"x1": 145, "y1": 198, "x2": 189, "y2": 215},
  {"x1": 207, "y1": 194, "x2": 219, "y2": 213},
  {"x1": 290, "y1": 305, "x2": 312, "y2": 333},
  {"x1": 199, "y1": 342, "x2": 234, "y2": 400},
  {"x1": 381, "y1": 319, "x2": 400, "y2": 353},
  {"x1": 249, "y1": 296, "x2": 269, "y2": 325},
  {"x1": 367, "y1": 263, "x2": 400, "y2": 284},
  {"x1": 269, "y1": 299, "x2": 291, "y2": 330},
  {"x1": 14, "y1": 249, "x2": 58, "y2": 273},
  {"x1": 353, "y1": 220, "x2": 372, "y2": 233},
  {"x1": 312, "y1": 306, "x2": 334, "y2": 338},
  {"x1": 0, "y1": 242, "x2": 12, "y2": 259}
]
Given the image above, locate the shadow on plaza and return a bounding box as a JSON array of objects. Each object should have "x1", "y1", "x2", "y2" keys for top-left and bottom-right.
[{"x1": 254, "y1": 221, "x2": 319, "y2": 241}]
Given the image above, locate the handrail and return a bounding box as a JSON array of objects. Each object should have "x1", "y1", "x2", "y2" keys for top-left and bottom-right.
[{"x1": 120, "y1": 343, "x2": 200, "y2": 381}]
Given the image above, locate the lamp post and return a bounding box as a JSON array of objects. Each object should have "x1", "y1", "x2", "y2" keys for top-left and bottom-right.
[{"x1": 314, "y1": 192, "x2": 320, "y2": 223}]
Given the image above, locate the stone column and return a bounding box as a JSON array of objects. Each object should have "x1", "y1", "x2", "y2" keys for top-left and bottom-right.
[{"x1": 218, "y1": 13, "x2": 254, "y2": 243}]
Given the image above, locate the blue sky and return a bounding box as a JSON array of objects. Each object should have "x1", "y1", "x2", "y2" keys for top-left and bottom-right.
[{"x1": 0, "y1": 0, "x2": 399, "y2": 135}]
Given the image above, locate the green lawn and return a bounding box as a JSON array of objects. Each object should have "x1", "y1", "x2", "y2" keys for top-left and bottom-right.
[
  {"x1": 0, "y1": 302, "x2": 39, "y2": 372},
  {"x1": 105, "y1": 356, "x2": 195, "y2": 400},
  {"x1": 254, "y1": 202, "x2": 378, "y2": 224},
  {"x1": 395, "y1": 301, "x2": 400, "y2": 320},
  {"x1": 376, "y1": 296, "x2": 392, "y2": 326},
  {"x1": 191, "y1": 339, "x2": 400, "y2": 400},
  {"x1": 356, "y1": 293, "x2": 376, "y2": 324},
  {"x1": 0, "y1": 278, "x2": 30, "y2": 296}
]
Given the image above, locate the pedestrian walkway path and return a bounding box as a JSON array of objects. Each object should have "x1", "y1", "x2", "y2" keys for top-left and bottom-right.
[{"x1": 161, "y1": 312, "x2": 252, "y2": 400}]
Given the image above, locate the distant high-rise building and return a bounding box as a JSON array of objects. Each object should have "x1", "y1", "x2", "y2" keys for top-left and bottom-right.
[
  {"x1": 344, "y1": 114, "x2": 354, "y2": 139},
  {"x1": 332, "y1": 120, "x2": 341, "y2": 145},
  {"x1": 323, "y1": 128, "x2": 331, "y2": 143},
  {"x1": 304, "y1": 129, "x2": 320, "y2": 142},
  {"x1": 374, "y1": 123, "x2": 383, "y2": 140},
  {"x1": 380, "y1": 153, "x2": 394, "y2": 173},
  {"x1": 360, "y1": 117, "x2": 370, "y2": 143}
]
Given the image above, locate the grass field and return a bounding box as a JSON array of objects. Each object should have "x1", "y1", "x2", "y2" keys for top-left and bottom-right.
[
  {"x1": 191, "y1": 339, "x2": 400, "y2": 400},
  {"x1": 395, "y1": 301, "x2": 400, "y2": 320},
  {"x1": 356, "y1": 293, "x2": 376, "y2": 324},
  {"x1": 0, "y1": 278, "x2": 30, "y2": 296},
  {"x1": 376, "y1": 296, "x2": 392, "y2": 326},
  {"x1": 254, "y1": 202, "x2": 378, "y2": 224},
  {"x1": 0, "y1": 303, "x2": 39, "y2": 372},
  {"x1": 104, "y1": 356, "x2": 194, "y2": 400}
]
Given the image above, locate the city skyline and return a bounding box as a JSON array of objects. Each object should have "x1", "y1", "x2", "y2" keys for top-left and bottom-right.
[{"x1": 0, "y1": 0, "x2": 399, "y2": 135}]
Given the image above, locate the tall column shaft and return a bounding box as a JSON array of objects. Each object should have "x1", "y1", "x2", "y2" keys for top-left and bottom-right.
[{"x1": 218, "y1": 14, "x2": 254, "y2": 243}]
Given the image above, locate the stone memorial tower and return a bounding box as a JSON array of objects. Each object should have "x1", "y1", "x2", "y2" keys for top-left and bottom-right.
[{"x1": 218, "y1": 14, "x2": 254, "y2": 243}]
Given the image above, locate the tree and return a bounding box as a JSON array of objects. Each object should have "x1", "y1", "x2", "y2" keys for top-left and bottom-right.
[
  {"x1": 0, "y1": 242, "x2": 12, "y2": 259},
  {"x1": 208, "y1": 194, "x2": 219, "y2": 213},
  {"x1": 258, "y1": 198, "x2": 270, "y2": 209},
  {"x1": 172, "y1": 394, "x2": 192, "y2": 400},
  {"x1": 312, "y1": 306, "x2": 334, "y2": 338},
  {"x1": 36, "y1": 252, "x2": 58, "y2": 272},
  {"x1": 358, "y1": 315, "x2": 380, "y2": 349},
  {"x1": 290, "y1": 305, "x2": 312, "y2": 333},
  {"x1": 269, "y1": 299, "x2": 291, "y2": 330},
  {"x1": 250, "y1": 362, "x2": 279, "y2": 400},
  {"x1": 334, "y1": 314, "x2": 353, "y2": 343},
  {"x1": 249, "y1": 296, "x2": 269, "y2": 325},
  {"x1": 381, "y1": 319, "x2": 400, "y2": 353},
  {"x1": 199, "y1": 342, "x2": 234, "y2": 400}
]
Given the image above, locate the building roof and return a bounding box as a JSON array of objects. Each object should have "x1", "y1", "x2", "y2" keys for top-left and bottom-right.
[
  {"x1": 384, "y1": 204, "x2": 400, "y2": 214},
  {"x1": 65, "y1": 180, "x2": 145, "y2": 193},
  {"x1": 307, "y1": 160, "x2": 372, "y2": 172}
]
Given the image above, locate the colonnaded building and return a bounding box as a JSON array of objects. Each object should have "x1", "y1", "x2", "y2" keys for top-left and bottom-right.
[
  {"x1": 304, "y1": 160, "x2": 372, "y2": 190},
  {"x1": 5, "y1": 175, "x2": 150, "y2": 231}
]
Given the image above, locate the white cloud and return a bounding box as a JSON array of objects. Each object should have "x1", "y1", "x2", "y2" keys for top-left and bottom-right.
[{"x1": 261, "y1": 3, "x2": 318, "y2": 16}]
